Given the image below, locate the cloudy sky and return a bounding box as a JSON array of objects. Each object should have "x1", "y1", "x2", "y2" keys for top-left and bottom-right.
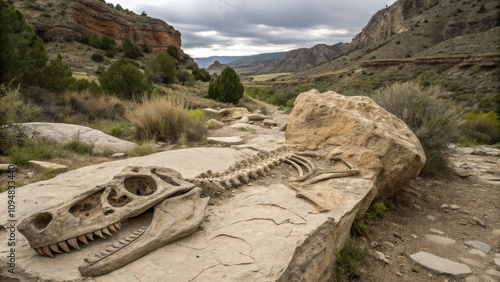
[{"x1": 107, "y1": 0, "x2": 397, "y2": 58}]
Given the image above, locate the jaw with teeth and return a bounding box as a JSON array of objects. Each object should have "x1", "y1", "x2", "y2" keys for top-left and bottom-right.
[{"x1": 18, "y1": 166, "x2": 209, "y2": 276}]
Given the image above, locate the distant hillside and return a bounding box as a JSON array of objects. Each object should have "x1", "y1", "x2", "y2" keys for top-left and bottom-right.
[
  {"x1": 194, "y1": 52, "x2": 286, "y2": 69},
  {"x1": 231, "y1": 43, "x2": 348, "y2": 75},
  {"x1": 194, "y1": 56, "x2": 245, "y2": 69},
  {"x1": 289, "y1": 0, "x2": 499, "y2": 113}
]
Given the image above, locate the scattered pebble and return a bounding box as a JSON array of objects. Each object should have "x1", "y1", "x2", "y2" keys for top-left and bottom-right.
[
  {"x1": 430, "y1": 228, "x2": 445, "y2": 235},
  {"x1": 425, "y1": 234, "x2": 456, "y2": 245},
  {"x1": 427, "y1": 215, "x2": 436, "y2": 221},
  {"x1": 411, "y1": 234, "x2": 418, "y2": 239},
  {"x1": 494, "y1": 258, "x2": 500, "y2": 267},
  {"x1": 412, "y1": 204, "x2": 422, "y2": 211},
  {"x1": 441, "y1": 204, "x2": 450, "y2": 209},
  {"x1": 371, "y1": 241, "x2": 379, "y2": 248},
  {"x1": 472, "y1": 217, "x2": 486, "y2": 227},
  {"x1": 375, "y1": 251, "x2": 390, "y2": 264},
  {"x1": 468, "y1": 249, "x2": 487, "y2": 258},
  {"x1": 450, "y1": 204, "x2": 460, "y2": 210},
  {"x1": 382, "y1": 241, "x2": 395, "y2": 248},
  {"x1": 395, "y1": 272, "x2": 403, "y2": 277},
  {"x1": 112, "y1": 152, "x2": 126, "y2": 158}
]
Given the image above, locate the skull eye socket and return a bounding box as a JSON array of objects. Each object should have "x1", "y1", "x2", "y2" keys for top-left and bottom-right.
[
  {"x1": 33, "y1": 212, "x2": 53, "y2": 230},
  {"x1": 124, "y1": 176, "x2": 157, "y2": 196},
  {"x1": 70, "y1": 190, "x2": 103, "y2": 218}
]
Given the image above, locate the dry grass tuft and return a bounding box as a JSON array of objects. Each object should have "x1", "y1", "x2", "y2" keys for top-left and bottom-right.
[{"x1": 126, "y1": 94, "x2": 207, "y2": 143}]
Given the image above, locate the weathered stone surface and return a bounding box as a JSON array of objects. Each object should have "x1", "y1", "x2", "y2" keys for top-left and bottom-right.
[
  {"x1": 465, "y1": 241, "x2": 492, "y2": 254},
  {"x1": 263, "y1": 119, "x2": 278, "y2": 127},
  {"x1": 0, "y1": 148, "x2": 367, "y2": 281},
  {"x1": 410, "y1": 251, "x2": 472, "y2": 278},
  {"x1": 244, "y1": 114, "x2": 269, "y2": 121},
  {"x1": 0, "y1": 164, "x2": 14, "y2": 172},
  {"x1": 205, "y1": 119, "x2": 224, "y2": 129},
  {"x1": 285, "y1": 90, "x2": 426, "y2": 199},
  {"x1": 28, "y1": 161, "x2": 68, "y2": 172},
  {"x1": 494, "y1": 258, "x2": 500, "y2": 267},
  {"x1": 207, "y1": 136, "x2": 244, "y2": 146},
  {"x1": 425, "y1": 234, "x2": 456, "y2": 245},
  {"x1": 219, "y1": 108, "x2": 250, "y2": 121},
  {"x1": 21, "y1": 122, "x2": 136, "y2": 154}
]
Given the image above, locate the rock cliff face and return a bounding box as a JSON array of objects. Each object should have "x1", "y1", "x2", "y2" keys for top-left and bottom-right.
[
  {"x1": 207, "y1": 61, "x2": 229, "y2": 75},
  {"x1": 350, "y1": 0, "x2": 498, "y2": 49},
  {"x1": 16, "y1": 0, "x2": 181, "y2": 51}
]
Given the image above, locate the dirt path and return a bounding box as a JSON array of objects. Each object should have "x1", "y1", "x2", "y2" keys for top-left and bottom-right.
[{"x1": 360, "y1": 145, "x2": 500, "y2": 282}]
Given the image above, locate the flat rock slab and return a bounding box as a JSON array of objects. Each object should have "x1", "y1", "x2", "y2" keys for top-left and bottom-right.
[
  {"x1": 410, "y1": 251, "x2": 472, "y2": 278},
  {"x1": 425, "y1": 234, "x2": 456, "y2": 245},
  {"x1": 28, "y1": 160, "x2": 68, "y2": 172},
  {"x1": 207, "y1": 136, "x2": 244, "y2": 146},
  {"x1": 465, "y1": 241, "x2": 492, "y2": 254},
  {"x1": 21, "y1": 122, "x2": 137, "y2": 154},
  {"x1": 0, "y1": 164, "x2": 14, "y2": 172},
  {"x1": 0, "y1": 147, "x2": 373, "y2": 281}
]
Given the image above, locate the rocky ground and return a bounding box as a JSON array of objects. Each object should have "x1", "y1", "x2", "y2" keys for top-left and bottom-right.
[
  {"x1": 1, "y1": 107, "x2": 499, "y2": 281},
  {"x1": 360, "y1": 146, "x2": 500, "y2": 282}
]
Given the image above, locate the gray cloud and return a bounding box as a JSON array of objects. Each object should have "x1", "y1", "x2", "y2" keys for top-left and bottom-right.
[{"x1": 108, "y1": 0, "x2": 396, "y2": 57}]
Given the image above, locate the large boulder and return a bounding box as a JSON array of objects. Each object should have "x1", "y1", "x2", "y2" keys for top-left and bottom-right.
[
  {"x1": 285, "y1": 89, "x2": 425, "y2": 199},
  {"x1": 21, "y1": 122, "x2": 137, "y2": 154}
]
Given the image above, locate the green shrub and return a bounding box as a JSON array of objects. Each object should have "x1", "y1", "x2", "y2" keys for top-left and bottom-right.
[
  {"x1": 122, "y1": 38, "x2": 143, "y2": 59},
  {"x1": 335, "y1": 241, "x2": 366, "y2": 281},
  {"x1": 99, "y1": 36, "x2": 116, "y2": 51},
  {"x1": 40, "y1": 54, "x2": 74, "y2": 93},
  {"x1": 144, "y1": 52, "x2": 177, "y2": 84},
  {"x1": 90, "y1": 120, "x2": 132, "y2": 138},
  {"x1": 140, "y1": 43, "x2": 152, "y2": 54},
  {"x1": 0, "y1": 1, "x2": 48, "y2": 86},
  {"x1": 371, "y1": 82, "x2": 461, "y2": 177},
  {"x1": 126, "y1": 95, "x2": 207, "y2": 143},
  {"x1": 91, "y1": 53, "x2": 104, "y2": 62},
  {"x1": 70, "y1": 79, "x2": 102, "y2": 95},
  {"x1": 9, "y1": 143, "x2": 54, "y2": 166},
  {"x1": 166, "y1": 45, "x2": 180, "y2": 61},
  {"x1": 460, "y1": 111, "x2": 500, "y2": 144},
  {"x1": 176, "y1": 70, "x2": 194, "y2": 85},
  {"x1": 63, "y1": 140, "x2": 93, "y2": 154},
  {"x1": 98, "y1": 57, "x2": 150, "y2": 99},
  {"x1": 208, "y1": 67, "x2": 244, "y2": 105},
  {"x1": 127, "y1": 141, "x2": 156, "y2": 157}
]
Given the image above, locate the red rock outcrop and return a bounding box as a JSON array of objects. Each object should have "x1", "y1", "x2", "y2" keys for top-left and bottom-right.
[{"x1": 19, "y1": 0, "x2": 180, "y2": 51}]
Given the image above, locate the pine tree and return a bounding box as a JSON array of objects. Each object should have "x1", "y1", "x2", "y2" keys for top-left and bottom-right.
[{"x1": 208, "y1": 67, "x2": 244, "y2": 105}]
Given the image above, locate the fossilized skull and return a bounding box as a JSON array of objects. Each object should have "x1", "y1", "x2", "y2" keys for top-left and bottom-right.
[{"x1": 18, "y1": 166, "x2": 209, "y2": 276}]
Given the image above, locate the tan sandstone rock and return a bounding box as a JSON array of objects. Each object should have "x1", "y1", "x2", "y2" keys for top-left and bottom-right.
[
  {"x1": 218, "y1": 108, "x2": 251, "y2": 122},
  {"x1": 285, "y1": 89, "x2": 425, "y2": 199}
]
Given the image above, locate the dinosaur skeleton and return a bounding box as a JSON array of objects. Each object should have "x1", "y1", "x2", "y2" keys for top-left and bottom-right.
[{"x1": 17, "y1": 147, "x2": 359, "y2": 277}]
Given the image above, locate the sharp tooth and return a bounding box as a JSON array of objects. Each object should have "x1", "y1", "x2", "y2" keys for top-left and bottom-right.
[
  {"x1": 42, "y1": 246, "x2": 54, "y2": 258},
  {"x1": 108, "y1": 224, "x2": 116, "y2": 233},
  {"x1": 85, "y1": 233, "x2": 94, "y2": 241},
  {"x1": 78, "y1": 235, "x2": 89, "y2": 244},
  {"x1": 94, "y1": 229, "x2": 105, "y2": 239},
  {"x1": 49, "y1": 244, "x2": 63, "y2": 253},
  {"x1": 58, "y1": 241, "x2": 71, "y2": 253},
  {"x1": 35, "y1": 247, "x2": 46, "y2": 256},
  {"x1": 101, "y1": 227, "x2": 113, "y2": 236},
  {"x1": 67, "y1": 238, "x2": 80, "y2": 251},
  {"x1": 114, "y1": 222, "x2": 121, "y2": 229}
]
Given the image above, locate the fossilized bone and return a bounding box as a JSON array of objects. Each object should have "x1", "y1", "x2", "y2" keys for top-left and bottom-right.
[
  {"x1": 185, "y1": 146, "x2": 318, "y2": 195},
  {"x1": 18, "y1": 166, "x2": 209, "y2": 277},
  {"x1": 17, "y1": 148, "x2": 358, "y2": 277}
]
